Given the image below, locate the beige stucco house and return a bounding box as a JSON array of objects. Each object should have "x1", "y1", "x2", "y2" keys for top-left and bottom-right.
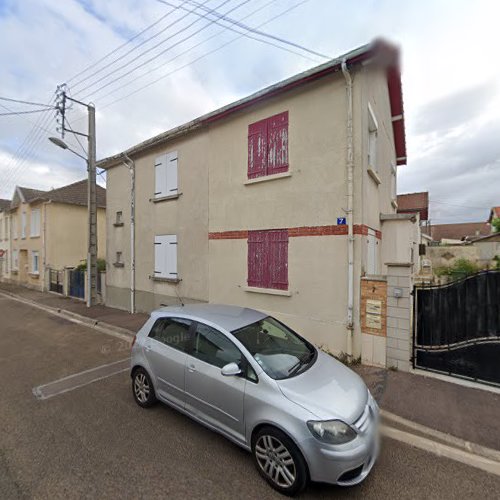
[
  {"x1": 0, "y1": 199, "x2": 10, "y2": 278},
  {"x1": 2, "y1": 180, "x2": 106, "y2": 291},
  {"x1": 99, "y1": 40, "x2": 413, "y2": 361}
]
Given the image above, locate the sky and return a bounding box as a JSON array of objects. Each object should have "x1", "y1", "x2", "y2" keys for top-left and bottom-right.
[{"x1": 0, "y1": 0, "x2": 499, "y2": 224}]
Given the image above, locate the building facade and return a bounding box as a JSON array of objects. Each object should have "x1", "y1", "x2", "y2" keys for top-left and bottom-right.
[
  {"x1": 2, "y1": 180, "x2": 106, "y2": 291},
  {"x1": 100, "y1": 40, "x2": 410, "y2": 358},
  {"x1": 0, "y1": 199, "x2": 10, "y2": 278}
]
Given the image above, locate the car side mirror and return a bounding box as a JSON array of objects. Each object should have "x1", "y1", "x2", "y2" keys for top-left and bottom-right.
[{"x1": 221, "y1": 362, "x2": 242, "y2": 377}]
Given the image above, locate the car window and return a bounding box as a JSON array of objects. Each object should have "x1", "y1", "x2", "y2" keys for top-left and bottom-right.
[
  {"x1": 232, "y1": 316, "x2": 315, "y2": 380},
  {"x1": 149, "y1": 317, "x2": 192, "y2": 352},
  {"x1": 192, "y1": 322, "x2": 242, "y2": 369}
]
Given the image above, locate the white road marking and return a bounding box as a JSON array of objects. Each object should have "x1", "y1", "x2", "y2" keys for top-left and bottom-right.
[
  {"x1": 381, "y1": 425, "x2": 500, "y2": 477},
  {"x1": 33, "y1": 358, "x2": 130, "y2": 400},
  {"x1": 381, "y1": 410, "x2": 500, "y2": 462}
]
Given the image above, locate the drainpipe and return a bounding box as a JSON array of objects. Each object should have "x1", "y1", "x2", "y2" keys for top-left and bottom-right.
[
  {"x1": 341, "y1": 58, "x2": 354, "y2": 359},
  {"x1": 122, "y1": 153, "x2": 135, "y2": 314}
]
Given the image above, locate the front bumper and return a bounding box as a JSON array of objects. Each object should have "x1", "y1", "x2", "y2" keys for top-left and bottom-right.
[{"x1": 301, "y1": 397, "x2": 380, "y2": 486}]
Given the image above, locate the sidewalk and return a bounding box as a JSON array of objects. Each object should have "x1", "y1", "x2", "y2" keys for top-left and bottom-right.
[
  {"x1": 355, "y1": 364, "x2": 500, "y2": 452},
  {"x1": 2, "y1": 281, "x2": 500, "y2": 454},
  {"x1": 0, "y1": 281, "x2": 148, "y2": 333}
]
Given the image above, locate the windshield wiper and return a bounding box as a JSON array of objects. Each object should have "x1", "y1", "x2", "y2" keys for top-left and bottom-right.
[{"x1": 287, "y1": 350, "x2": 314, "y2": 376}]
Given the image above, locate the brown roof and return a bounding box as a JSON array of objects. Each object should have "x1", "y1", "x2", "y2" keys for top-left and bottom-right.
[
  {"x1": 12, "y1": 180, "x2": 106, "y2": 209},
  {"x1": 397, "y1": 192, "x2": 429, "y2": 221},
  {"x1": 426, "y1": 222, "x2": 490, "y2": 242},
  {"x1": 488, "y1": 206, "x2": 500, "y2": 222},
  {"x1": 11, "y1": 187, "x2": 48, "y2": 208},
  {"x1": 0, "y1": 199, "x2": 10, "y2": 212}
]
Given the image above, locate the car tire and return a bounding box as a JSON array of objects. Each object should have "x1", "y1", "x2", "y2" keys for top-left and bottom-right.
[
  {"x1": 132, "y1": 367, "x2": 157, "y2": 408},
  {"x1": 252, "y1": 426, "x2": 308, "y2": 496}
]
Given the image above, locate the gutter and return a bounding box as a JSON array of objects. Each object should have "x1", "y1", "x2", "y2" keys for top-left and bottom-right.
[
  {"x1": 122, "y1": 153, "x2": 136, "y2": 314},
  {"x1": 341, "y1": 58, "x2": 354, "y2": 359}
]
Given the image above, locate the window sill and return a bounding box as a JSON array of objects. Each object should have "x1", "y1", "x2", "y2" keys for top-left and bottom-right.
[
  {"x1": 29, "y1": 272, "x2": 39, "y2": 278},
  {"x1": 151, "y1": 193, "x2": 182, "y2": 203},
  {"x1": 113, "y1": 222, "x2": 124, "y2": 227},
  {"x1": 244, "y1": 172, "x2": 292, "y2": 185},
  {"x1": 11, "y1": 270, "x2": 18, "y2": 274},
  {"x1": 367, "y1": 167, "x2": 381, "y2": 185},
  {"x1": 150, "y1": 275, "x2": 181, "y2": 284},
  {"x1": 244, "y1": 286, "x2": 291, "y2": 297},
  {"x1": 113, "y1": 262, "x2": 125, "y2": 268},
  {"x1": 30, "y1": 235, "x2": 40, "y2": 239}
]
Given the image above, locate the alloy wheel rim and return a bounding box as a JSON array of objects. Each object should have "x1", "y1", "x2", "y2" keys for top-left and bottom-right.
[
  {"x1": 255, "y1": 435, "x2": 296, "y2": 488},
  {"x1": 134, "y1": 373, "x2": 150, "y2": 403}
]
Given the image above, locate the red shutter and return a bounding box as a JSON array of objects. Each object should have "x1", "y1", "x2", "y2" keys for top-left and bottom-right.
[
  {"x1": 267, "y1": 111, "x2": 289, "y2": 175},
  {"x1": 248, "y1": 119, "x2": 268, "y2": 179},
  {"x1": 247, "y1": 230, "x2": 266, "y2": 287},
  {"x1": 267, "y1": 229, "x2": 289, "y2": 290}
]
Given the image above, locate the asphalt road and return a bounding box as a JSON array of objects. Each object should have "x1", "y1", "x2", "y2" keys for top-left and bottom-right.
[{"x1": 1, "y1": 295, "x2": 499, "y2": 499}]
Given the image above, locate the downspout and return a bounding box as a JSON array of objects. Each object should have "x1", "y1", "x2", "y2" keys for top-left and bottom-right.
[
  {"x1": 122, "y1": 153, "x2": 135, "y2": 314},
  {"x1": 341, "y1": 58, "x2": 354, "y2": 359}
]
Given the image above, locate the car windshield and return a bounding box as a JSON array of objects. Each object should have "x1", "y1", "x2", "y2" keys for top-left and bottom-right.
[{"x1": 232, "y1": 316, "x2": 315, "y2": 380}]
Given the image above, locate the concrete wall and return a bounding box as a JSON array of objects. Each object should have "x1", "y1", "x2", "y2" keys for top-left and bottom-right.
[
  {"x1": 104, "y1": 64, "x2": 398, "y2": 355},
  {"x1": 386, "y1": 264, "x2": 412, "y2": 371},
  {"x1": 105, "y1": 130, "x2": 209, "y2": 312},
  {"x1": 46, "y1": 202, "x2": 106, "y2": 269},
  {"x1": 427, "y1": 245, "x2": 478, "y2": 271}
]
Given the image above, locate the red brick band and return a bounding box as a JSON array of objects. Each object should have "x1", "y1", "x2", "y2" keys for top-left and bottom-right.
[{"x1": 209, "y1": 224, "x2": 381, "y2": 240}]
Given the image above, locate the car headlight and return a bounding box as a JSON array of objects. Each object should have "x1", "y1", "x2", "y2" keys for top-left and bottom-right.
[{"x1": 307, "y1": 420, "x2": 357, "y2": 445}]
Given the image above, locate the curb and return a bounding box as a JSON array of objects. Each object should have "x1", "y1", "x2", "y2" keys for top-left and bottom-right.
[{"x1": 0, "y1": 289, "x2": 134, "y2": 341}]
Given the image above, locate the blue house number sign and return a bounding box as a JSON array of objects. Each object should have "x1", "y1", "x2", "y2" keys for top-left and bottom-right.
[{"x1": 337, "y1": 217, "x2": 347, "y2": 225}]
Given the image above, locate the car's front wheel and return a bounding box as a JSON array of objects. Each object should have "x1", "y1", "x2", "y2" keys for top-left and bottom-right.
[
  {"x1": 252, "y1": 426, "x2": 308, "y2": 496},
  {"x1": 132, "y1": 367, "x2": 157, "y2": 407}
]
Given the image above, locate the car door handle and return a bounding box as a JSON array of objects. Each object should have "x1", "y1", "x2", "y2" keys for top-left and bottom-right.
[
  {"x1": 144, "y1": 343, "x2": 152, "y2": 352},
  {"x1": 187, "y1": 364, "x2": 196, "y2": 373}
]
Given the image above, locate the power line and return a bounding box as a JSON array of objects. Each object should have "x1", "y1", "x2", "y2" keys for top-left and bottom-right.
[
  {"x1": 87, "y1": 0, "x2": 282, "y2": 104},
  {"x1": 99, "y1": 0, "x2": 312, "y2": 110},
  {"x1": 66, "y1": 0, "x2": 193, "y2": 84},
  {"x1": 430, "y1": 199, "x2": 491, "y2": 211},
  {"x1": 160, "y1": 0, "x2": 330, "y2": 59},
  {"x1": 70, "y1": 0, "x2": 193, "y2": 89},
  {"x1": 76, "y1": 0, "x2": 239, "y2": 99},
  {"x1": 0, "y1": 96, "x2": 55, "y2": 108},
  {"x1": 0, "y1": 108, "x2": 55, "y2": 117}
]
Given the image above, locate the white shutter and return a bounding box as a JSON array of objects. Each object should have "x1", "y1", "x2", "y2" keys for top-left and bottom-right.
[
  {"x1": 154, "y1": 154, "x2": 168, "y2": 198},
  {"x1": 31, "y1": 209, "x2": 40, "y2": 237},
  {"x1": 154, "y1": 235, "x2": 178, "y2": 279},
  {"x1": 166, "y1": 151, "x2": 178, "y2": 194}
]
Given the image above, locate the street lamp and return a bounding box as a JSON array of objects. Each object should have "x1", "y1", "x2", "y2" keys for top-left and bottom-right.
[{"x1": 48, "y1": 99, "x2": 97, "y2": 308}]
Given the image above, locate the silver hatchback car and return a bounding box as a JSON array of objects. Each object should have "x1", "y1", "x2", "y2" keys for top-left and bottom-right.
[{"x1": 131, "y1": 304, "x2": 379, "y2": 495}]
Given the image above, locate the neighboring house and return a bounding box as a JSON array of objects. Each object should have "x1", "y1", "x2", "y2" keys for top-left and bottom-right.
[
  {"x1": 425, "y1": 222, "x2": 490, "y2": 243},
  {"x1": 3, "y1": 180, "x2": 106, "y2": 291},
  {"x1": 98, "y1": 39, "x2": 409, "y2": 358},
  {"x1": 397, "y1": 192, "x2": 429, "y2": 221},
  {"x1": 473, "y1": 232, "x2": 500, "y2": 266},
  {"x1": 0, "y1": 199, "x2": 10, "y2": 278},
  {"x1": 488, "y1": 206, "x2": 500, "y2": 232}
]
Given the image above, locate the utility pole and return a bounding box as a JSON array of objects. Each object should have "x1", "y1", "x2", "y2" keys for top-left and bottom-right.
[
  {"x1": 87, "y1": 104, "x2": 97, "y2": 307},
  {"x1": 52, "y1": 86, "x2": 98, "y2": 307}
]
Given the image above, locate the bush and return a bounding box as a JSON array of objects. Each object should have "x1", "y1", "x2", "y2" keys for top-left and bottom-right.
[
  {"x1": 76, "y1": 258, "x2": 106, "y2": 272},
  {"x1": 436, "y1": 258, "x2": 480, "y2": 281}
]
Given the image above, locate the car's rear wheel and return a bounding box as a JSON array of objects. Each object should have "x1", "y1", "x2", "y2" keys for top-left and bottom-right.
[
  {"x1": 132, "y1": 368, "x2": 157, "y2": 407},
  {"x1": 252, "y1": 426, "x2": 308, "y2": 496}
]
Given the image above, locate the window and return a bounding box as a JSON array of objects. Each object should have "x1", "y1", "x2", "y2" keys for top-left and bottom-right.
[
  {"x1": 21, "y1": 212, "x2": 27, "y2": 239},
  {"x1": 115, "y1": 211, "x2": 123, "y2": 225},
  {"x1": 154, "y1": 151, "x2": 178, "y2": 199},
  {"x1": 367, "y1": 104, "x2": 378, "y2": 171},
  {"x1": 149, "y1": 317, "x2": 192, "y2": 352},
  {"x1": 31, "y1": 251, "x2": 39, "y2": 274},
  {"x1": 30, "y1": 209, "x2": 41, "y2": 237},
  {"x1": 233, "y1": 316, "x2": 315, "y2": 380},
  {"x1": 12, "y1": 216, "x2": 17, "y2": 239},
  {"x1": 12, "y1": 249, "x2": 18, "y2": 271},
  {"x1": 116, "y1": 251, "x2": 122, "y2": 263},
  {"x1": 390, "y1": 162, "x2": 397, "y2": 205},
  {"x1": 248, "y1": 229, "x2": 288, "y2": 290},
  {"x1": 154, "y1": 234, "x2": 178, "y2": 280},
  {"x1": 192, "y1": 322, "x2": 242, "y2": 369},
  {"x1": 248, "y1": 111, "x2": 288, "y2": 179}
]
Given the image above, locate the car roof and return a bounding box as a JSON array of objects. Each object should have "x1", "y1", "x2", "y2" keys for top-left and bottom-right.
[{"x1": 151, "y1": 304, "x2": 267, "y2": 332}]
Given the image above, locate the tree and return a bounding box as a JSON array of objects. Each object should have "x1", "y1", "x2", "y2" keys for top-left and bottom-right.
[{"x1": 492, "y1": 217, "x2": 500, "y2": 233}]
